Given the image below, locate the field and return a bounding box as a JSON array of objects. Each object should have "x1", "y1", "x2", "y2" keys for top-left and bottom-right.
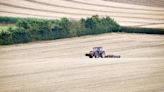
[
  {"x1": 0, "y1": 33, "x2": 164, "y2": 92},
  {"x1": 0, "y1": 0, "x2": 164, "y2": 28},
  {"x1": 0, "y1": 25, "x2": 15, "y2": 32},
  {"x1": 104, "y1": 0, "x2": 164, "y2": 7},
  {"x1": 0, "y1": 26, "x2": 9, "y2": 32},
  {"x1": 0, "y1": 0, "x2": 164, "y2": 91}
]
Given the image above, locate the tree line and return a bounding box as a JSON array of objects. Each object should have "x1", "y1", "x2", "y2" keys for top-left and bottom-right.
[{"x1": 0, "y1": 15, "x2": 121, "y2": 45}]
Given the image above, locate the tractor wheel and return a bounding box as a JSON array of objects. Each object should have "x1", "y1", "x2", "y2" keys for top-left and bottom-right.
[
  {"x1": 94, "y1": 52, "x2": 100, "y2": 58},
  {"x1": 89, "y1": 55, "x2": 93, "y2": 58},
  {"x1": 100, "y1": 52, "x2": 106, "y2": 58}
]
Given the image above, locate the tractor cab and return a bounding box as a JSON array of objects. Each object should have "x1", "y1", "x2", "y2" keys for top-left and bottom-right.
[{"x1": 93, "y1": 47, "x2": 104, "y2": 52}]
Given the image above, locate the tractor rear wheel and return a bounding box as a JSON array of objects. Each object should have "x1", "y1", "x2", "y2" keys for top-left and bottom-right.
[{"x1": 100, "y1": 52, "x2": 106, "y2": 58}]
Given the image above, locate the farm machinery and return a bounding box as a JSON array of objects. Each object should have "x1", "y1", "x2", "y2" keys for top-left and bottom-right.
[{"x1": 85, "y1": 47, "x2": 120, "y2": 58}]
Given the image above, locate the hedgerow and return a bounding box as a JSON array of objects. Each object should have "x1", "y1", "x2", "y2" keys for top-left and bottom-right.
[
  {"x1": 0, "y1": 15, "x2": 120, "y2": 45},
  {"x1": 121, "y1": 27, "x2": 164, "y2": 34}
]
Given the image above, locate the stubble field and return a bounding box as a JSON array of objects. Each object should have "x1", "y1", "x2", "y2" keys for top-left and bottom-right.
[{"x1": 0, "y1": 33, "x2": 164, "y2": 92}]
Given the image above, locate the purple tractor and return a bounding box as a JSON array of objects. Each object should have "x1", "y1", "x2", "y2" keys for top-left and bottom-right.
[{"x1": 85, "y1": 47, "x2": 121, "y2": 58}]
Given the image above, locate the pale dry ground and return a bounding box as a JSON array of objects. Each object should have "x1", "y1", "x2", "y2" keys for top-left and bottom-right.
[
  {"x1": 0, "y1": 0, "x2": 164, "y2": 28},
  {"x1": 104, "y1": 0, "x2": 164, "y2": 7},
  {"x1": 0, "y1": 33, "x2": 164, "y2": 92}
]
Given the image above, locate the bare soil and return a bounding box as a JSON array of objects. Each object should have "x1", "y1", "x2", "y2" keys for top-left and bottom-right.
[{"x1": 0, "y1": 33, "x2": 164, "y2": 92}]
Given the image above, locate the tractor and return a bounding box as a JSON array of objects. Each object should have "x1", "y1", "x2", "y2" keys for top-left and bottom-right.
[{"x1": 85, "y1": 47, "x2": 121, "y2": 58}]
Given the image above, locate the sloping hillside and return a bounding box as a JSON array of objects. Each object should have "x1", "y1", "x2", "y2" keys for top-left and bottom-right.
[
  {"x1": 0, "y1": 33, "x2": 164, "y2": 92},
  {"x1": 1, "y1": 33, "x2": 164, "y2": 59},
  {"x1": 0, "y1": 0, "x2": 164, "y2": 28},
  {"x1": 103, "y1": 0, "x2": 164, "y2": 7}
]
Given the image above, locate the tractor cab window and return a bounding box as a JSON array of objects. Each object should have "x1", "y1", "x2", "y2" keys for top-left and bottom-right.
[{"x1": 93, "y1": 47, "x2": 103, "y2": 51}]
